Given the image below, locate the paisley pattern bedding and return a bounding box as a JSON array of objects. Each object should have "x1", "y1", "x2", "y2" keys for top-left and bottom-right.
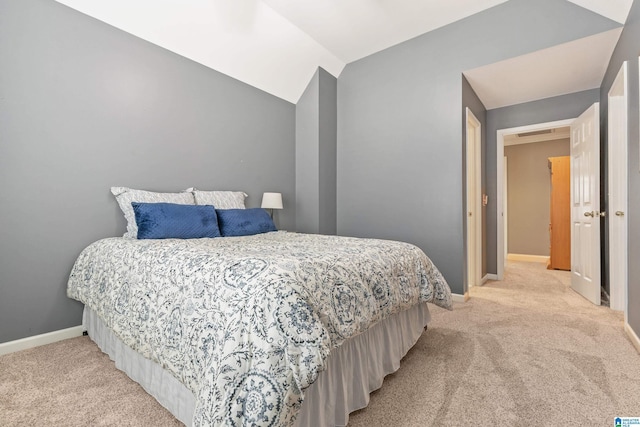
[{"x1": 67, "y1": 231, "x2": 451, "y2": 426}]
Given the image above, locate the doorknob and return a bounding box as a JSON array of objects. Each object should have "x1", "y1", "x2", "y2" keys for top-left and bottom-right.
[
  {"x1": 615, "y1": 211, "x2": 625, "y2": 216},
  {"x1": 584, "y1": 211, "x2": 594, "y2": 217}
]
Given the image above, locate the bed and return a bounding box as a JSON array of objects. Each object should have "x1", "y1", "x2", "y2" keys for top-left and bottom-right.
[{"x1": 67, "y1": 231, "x2": 452, "y2": 426}]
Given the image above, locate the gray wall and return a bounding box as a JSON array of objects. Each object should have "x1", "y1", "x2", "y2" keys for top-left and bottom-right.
[
  {"x1": 485, "y1": 89, "x2": 600, "y2": 272},
  {"x1": 337, "y1": 0, "x2": 617, "y2": 295},
  {"x1": 600, "y1": 0, "x2": 640, "y2": 335},
  {"x1": 0, "y1": 0, "x2": 295, "y2": 343},
  {"x1": 462, "y1": 76, "x2": 487, "y2": 279},
  {"x1": 295, "y1": 68, "x2": 337, "y2": 234},
  {"x1": 505, "y1": 139, "x2": 570, "y2": 256},
  {"x1": 296, "y1": 71, "x2": 320, "y2": 232},
  {"x1": 319, "y1": 70, "x2": 338, "y2": 235}
]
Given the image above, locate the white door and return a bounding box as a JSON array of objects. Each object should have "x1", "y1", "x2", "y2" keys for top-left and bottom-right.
[
  {"x1": 570, "y1": 103, "x2": 601, "y2": 305},
  {"x1": 466, "y1": 108, "x2": 482, "y2": 288},
  {"x1": 608, "y1": 62, "x2": 628, "y2": 312}
]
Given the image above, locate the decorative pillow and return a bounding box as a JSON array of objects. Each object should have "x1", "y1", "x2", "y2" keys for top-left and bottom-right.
[
  {"x1": 190, "y1": 189, "x2": 247, "y2": 209},
  {"x1": 132, "y1": 202, "x2": 220, "y2": 239},
  {"x1": 111, "y1": 187, "x2": 195, "y2": 238},
  {"x1": 216, "y1": 208, "x2": 277, "y2": 237}
]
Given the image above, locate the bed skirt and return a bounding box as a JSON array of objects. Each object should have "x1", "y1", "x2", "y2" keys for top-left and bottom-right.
[{"x1": 83, "y1": 303, "x2": 431, "y2": 427}]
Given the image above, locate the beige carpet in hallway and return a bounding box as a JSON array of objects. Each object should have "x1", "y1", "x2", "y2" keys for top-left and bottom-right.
[{"x1": 1, "y1": 261, "x2": 639, "y2": 426}]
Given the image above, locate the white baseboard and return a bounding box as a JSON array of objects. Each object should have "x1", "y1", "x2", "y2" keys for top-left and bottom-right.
[
  {"x1": 0, "y1": 325, "x2": 84, "y2": 356},
  {"x1": 482, "y1": 274, "x2": 498, "y2": 283},
  {"x1": 451, "y1": 292, "x2": 469, "y2": 303},
  {"x1": 507, "y1": 253, "x2": 550, "y2": 263},
  {"x1": 624, "y1": 322, "x2": 640, "y2": 355}
]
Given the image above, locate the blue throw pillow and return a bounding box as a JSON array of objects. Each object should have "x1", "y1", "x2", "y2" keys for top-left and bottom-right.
[
  {"x1": 132, "y1": 202, "x2": 221, "y2": 239},
  {"x1": 216, "y1": 208, "x2": 277, "y2": 237}
]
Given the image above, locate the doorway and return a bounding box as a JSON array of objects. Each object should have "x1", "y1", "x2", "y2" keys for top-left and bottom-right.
[
  {"x1": 496, "y1": 119, "x2": 574, "y2": 280},
  {"x1": 502, "y1": 128, "x2": 571, "y2": 266},
  {"x1": 496, "y1": 105, "x2": 626, "y2": 305}
]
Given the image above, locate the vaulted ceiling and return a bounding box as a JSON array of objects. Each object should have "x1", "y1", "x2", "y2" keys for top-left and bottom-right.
[{"x1": 55, "y1": 0, "x2": 632, "y2": 106}]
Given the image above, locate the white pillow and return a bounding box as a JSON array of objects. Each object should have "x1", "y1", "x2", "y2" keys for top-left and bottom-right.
[
  {"x1": 190, "y1": 189, "x2": 247, "y2": 209},
  {"x1": 111, "y1": 187, "x2": 195, "y2": 238}
]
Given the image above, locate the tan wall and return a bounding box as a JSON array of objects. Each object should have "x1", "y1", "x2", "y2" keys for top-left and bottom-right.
[{"x1": 505, "y1": 138, "x2": 569, "y2": 256}]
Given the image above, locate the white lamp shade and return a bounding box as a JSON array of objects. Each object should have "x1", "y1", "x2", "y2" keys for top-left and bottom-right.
[{"x1": 261, "y1": 192, "x2": 283, "y2": 209}]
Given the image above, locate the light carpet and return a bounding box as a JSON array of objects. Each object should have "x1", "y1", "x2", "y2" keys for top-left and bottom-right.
[{"x1": 1, "y1": 261, "x2": 639, "y2": 426}]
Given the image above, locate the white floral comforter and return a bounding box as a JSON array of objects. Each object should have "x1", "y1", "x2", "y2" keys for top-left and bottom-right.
[{"x1": 67, "y1": 231, "x2": 451, "y2": 426}]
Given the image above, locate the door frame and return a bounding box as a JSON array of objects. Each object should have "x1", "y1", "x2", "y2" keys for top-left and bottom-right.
[
  {"x1": 504, "y1": 156, "x2": 508, "y2": 264},
  {"x1": 466, "y1": 108, "x2": 482, "y2": 290},
  {"x1": 496, "y1": 118, "x2": 574, "y2": 279},
  {"x1": 608, "y1": 61, "x2": 628, "y2": 317}
]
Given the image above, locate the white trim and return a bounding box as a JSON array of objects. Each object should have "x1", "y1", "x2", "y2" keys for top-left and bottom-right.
[
  {"x1": 451, "y1": 292, "x2": 469, "y2": 303},
  {"x1": 0, "y1": 325, "x2": 84, "y2": 356},
  {"x1": 466, "y1": 108, "x2": 483, "y2": 291},
  {"x1": 482, "y1": 273, "x2": 498, "y2": 283},
  {"x1": 504, "y1": 156, "x2": 508, "y2": 267},
  {"x1": 507, "y1": 253, "x2": 550, "y2": 263},
  {"x1": 624, "y1": 322, "x2": 640, "y2": 355},
  {"x1": 496, "y1": 118, "x2": 574, "y2": 280}
]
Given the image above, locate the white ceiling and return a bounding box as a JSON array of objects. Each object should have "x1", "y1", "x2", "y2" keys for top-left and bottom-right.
[
  {"x1": 464, "y1": 28, "x2": 623, "y2": 109},
  {"x1": 55, "y1": 0, "x2": 345, "y2": 104},
  {"x1": 566, "y1": 0, "x2": 633, "y2": 23},
  {"x1": 262, "y1": 0, "x2": 509, "y2": 63},
  {"x1": 55, "y1": 0, "x2": 633, "y2": 105}
]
